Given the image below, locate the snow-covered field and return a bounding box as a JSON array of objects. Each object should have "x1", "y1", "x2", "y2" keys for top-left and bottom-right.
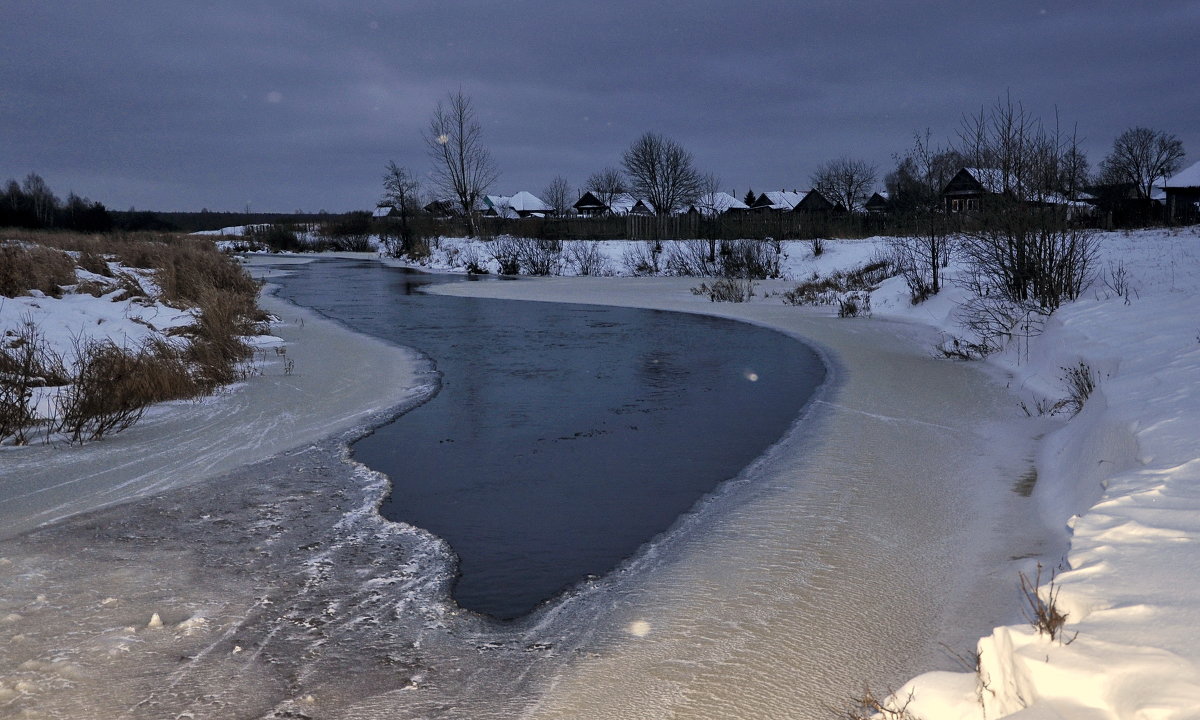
[{"x1": 2, "y1": 226, "x2": 1197, "y2": 717}]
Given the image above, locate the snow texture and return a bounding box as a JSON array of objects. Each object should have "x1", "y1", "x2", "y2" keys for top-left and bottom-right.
[{"x1": 2, "y1": 227, "x2": 1198, "y2": 718}]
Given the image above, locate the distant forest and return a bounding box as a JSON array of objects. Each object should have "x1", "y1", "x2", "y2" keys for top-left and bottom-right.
[{"x1": 0, "y1": 173, "x2": 357, "y2": 233}]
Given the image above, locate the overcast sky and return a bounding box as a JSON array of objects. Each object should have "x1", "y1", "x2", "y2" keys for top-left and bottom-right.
[{"x1": 2, "y1": 2, "x2": 1197, "y2": 213}]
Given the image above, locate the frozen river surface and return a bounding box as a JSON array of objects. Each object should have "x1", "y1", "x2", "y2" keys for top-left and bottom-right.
[
  {"x1": 0, "y1": 261, "x2": 1061, "y2": 719},
  {"x1": 271, "y1": 259, "x2": 824, "y2": 619}
]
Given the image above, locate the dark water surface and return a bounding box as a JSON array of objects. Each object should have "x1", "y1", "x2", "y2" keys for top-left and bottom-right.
[{"x1": 272, "y1": 260, "x2": 824, "y2": 619}]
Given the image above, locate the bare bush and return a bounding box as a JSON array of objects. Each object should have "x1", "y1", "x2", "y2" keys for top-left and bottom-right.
[
  {"x1": 0, "y1": 320, "x2": 68, "y2": 444},
  {"x1": 1057, "y1": 361, "x2": 1096, "y2": 416},
  {"x1": 834, "y1": 686, "x2": 921, "y2": 720},
  {"x1": 782, "y1": 259, "x2": 895, "y2": 307},
  {"x1": 1102, "y1": 260, "x2": 1138, "y2": 304},
  {"x1": 564, "y1": 241, "x2": 612, "y2": 276},
  {"x1": 621, "y1": 241, "x2": 662, "y2": 276},
  {"x1": 514, "y1": 237, "x2": 563, "y2": 276},
  {"x1": 837, "y1": 292, "x2": 871, "y2": 318},
  {"x1": 692, "y1": 277, "x2": 754, "y2": 302},
  {"x1": 1019, "y1": 563, "x2": 1076, "y2": 643},
  {"x1": 489, "y1": 236, "x2": 522, "y2": 275}
]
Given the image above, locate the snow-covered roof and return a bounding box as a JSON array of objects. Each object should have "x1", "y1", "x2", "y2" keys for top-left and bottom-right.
[
  {"x1": 1162, "y1": 160, "x2": 1200, "y2": 189},
  {"x1": 372, "y1": 205, "x2": 394, "y2": 218},
  {"x1": 757, "y1": 190, "x2": 805, "y2": 210},
  {"x1": 608, "y1": 193, "x2": 637, "y2": 215},
  {"x1": 686, "y1": 192, "x2": 749, "y2": 215},
  {"x1": 507, "y1": 191, "x2": 552, "y2": 213}
]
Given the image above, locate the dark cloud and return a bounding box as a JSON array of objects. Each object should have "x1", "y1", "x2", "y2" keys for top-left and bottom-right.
[{"x1": 2, "y1": 1, "x2": 1197, "y2": 211}]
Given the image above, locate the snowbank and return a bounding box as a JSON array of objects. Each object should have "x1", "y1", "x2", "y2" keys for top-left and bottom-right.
[
  {"x1": 0, "y1": 259, "x2": 434, "y2": 538},
  {"x1": 885, "y1": 228, "x2": 1200, "y2": 719},
  {"x1": 401, "y1": 228, "x2": 1200, "y2": 718}
]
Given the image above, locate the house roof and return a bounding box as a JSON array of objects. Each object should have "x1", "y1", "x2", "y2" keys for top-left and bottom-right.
[
  {"x1": 1163, "y1": 160, "x2": 1200, "y2": 189},
  {"x1": 685, "y1": 192, "x2": 749, "y2": 214},
  {"x1": 755, "y1": 190, "x2": 805, "y2": 210},
  {"x1": 508, "y1": 191, "x2": 552, "y2": 213},
  {"x1": 372, "y1": 204, "x2": 394, "y2": 218}
]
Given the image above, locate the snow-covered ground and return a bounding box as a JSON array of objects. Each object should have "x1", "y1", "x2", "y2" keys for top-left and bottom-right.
[
  {"x1": 387, "y1": 228, "x2": 1200, "y2": 718},
  {"x1": 2, "y1": 227, "x2": 1197, "y2": 717}
]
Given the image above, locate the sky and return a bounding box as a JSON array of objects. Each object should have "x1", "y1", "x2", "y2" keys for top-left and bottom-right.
[{"x1": 2, "y1": 1, "x2": 1198, "y2": 213}]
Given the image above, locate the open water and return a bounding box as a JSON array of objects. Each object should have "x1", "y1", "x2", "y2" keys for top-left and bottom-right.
[{"x1": 271, "y1": 260, "x2": 824, "y2": 618}]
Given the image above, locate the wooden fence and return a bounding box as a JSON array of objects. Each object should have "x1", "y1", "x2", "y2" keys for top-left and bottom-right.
[{"x1": 415, "y1": 212, "x2": 908, "y2": 242}]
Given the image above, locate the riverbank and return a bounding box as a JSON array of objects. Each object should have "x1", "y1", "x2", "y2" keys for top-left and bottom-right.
[
  {"x1": 420, "y1": 228, "x2": 1200, "y2": 718},
  {"x1": 0, "y1": 265, "x2": 433, "y2": 538},
  {"x1": 422, "y1": 272, "x2": 1056, "y2": 718}
]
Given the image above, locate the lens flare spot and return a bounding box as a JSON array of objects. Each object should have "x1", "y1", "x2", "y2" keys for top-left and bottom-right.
[
  {"x1": 744, "y1": 371, "x2": 759, "y2": 382},
  {"x1": 437, "y1": 134, "x2": 449, "y2": 145},
  {"x1": 628, "y1": 620, "x2": 651, "y2": 637}
]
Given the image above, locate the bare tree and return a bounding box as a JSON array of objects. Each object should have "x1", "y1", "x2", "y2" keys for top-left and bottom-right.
[
  {"x1": 810, "y1": 157, "x2": 877, "y2": 212},
  {"x1": 621, "y1": 132, "x2": 705, "y2": 216},
  {"x1": 381, "y1": 162, "x2": 422, "y2": 256},
  {"x1": 887, "y1": 131, "x2": 957, "y2": 299},
  {"x1": 424, "y1": 90, "x2": 499, "y2": 233},
  {"x1": 953, "y1": 96, "x2": 1098, "y2": 315},
  {"x1": 541, "y1": 175, "x2": 573, "y2": 217},
  {"x1": 1098, "y1": 127, "x2": 1185, "y2": 199},
  {"x1": 22, "y1": 173, "x2": 58, "y2": 226},
  {"x1": 584, "y1": 167, "x2": 627, "y2": 212}
]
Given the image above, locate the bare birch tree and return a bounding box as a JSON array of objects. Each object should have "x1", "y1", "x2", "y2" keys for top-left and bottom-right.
[
  {"x1": 621, "y1": 132, "x2": 704, "y2": 216},
  {"x1": 541, "y1": 175, "x2": 573, "y2": 217},
  {"x1": 381, "y1": 162, "x2": 422, "y2": 256},
  {"x1": 424, "y1": 90, "x2": 499, "y2": 233},
  {"x1": 887, "y1": 131, "x2": 957, "y2": 299}
]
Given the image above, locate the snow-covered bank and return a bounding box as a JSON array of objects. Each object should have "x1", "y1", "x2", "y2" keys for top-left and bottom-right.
[
  {"x1": 418, "y1": 227, "x2": 1200, "y2": 718},
  {"x1": 0, "y1": 258, "x2": 434, "y2": 538},
  {"x1": 423, "y1": 271, "x2": 1057, "y2": 718},
  {"x1": 879, "y1": 229, "x2": 1200, "y2": 719}
]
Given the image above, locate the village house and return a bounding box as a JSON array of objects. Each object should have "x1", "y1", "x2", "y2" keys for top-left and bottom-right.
[
  {"x1": 680, "y1": 192, "x2": 749, "y2": 216},
  {"x1": 481, "y1": 191, "x2": 553, "y2": 218},
  {"x1": 864, "y1": 191, "x2": 890, "y2": 214},
  {"x1": 750, "y1": 190, "x2": 806, "y2": 212},
  {"x1": 793, "y1": 189, "x2": 846, "y2": 214},
  {"x1": 1161, "y1": 159, "x2": 1200, "y2": 225}
]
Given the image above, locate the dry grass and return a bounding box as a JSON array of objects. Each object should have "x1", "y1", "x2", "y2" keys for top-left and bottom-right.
[
  {"x1": 1020, "y1": 563, "x2": 1077, "y2": 643},
  {"x1": 0, "y1": 242, "x2": 77, "y2": 298},
  {"x1": 1, "y1": 229, "x2": 266, "y2": 444}
]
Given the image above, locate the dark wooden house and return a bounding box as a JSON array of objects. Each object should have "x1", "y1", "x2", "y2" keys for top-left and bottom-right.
[
  {"x1": 864, "y1": 191, "x2": 890, "y2": 214},
  {"x1": 1162, "y1": 160, "x2": 1200, "y2": 225},
  {"x1": 794, "y1": 189, "x2": 846, "y2": 214},
  {"x1": 941, "y1": 167, "x2": 1012, "y2": 213}
]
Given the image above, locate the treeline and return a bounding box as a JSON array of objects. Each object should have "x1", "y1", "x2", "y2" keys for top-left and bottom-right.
[{"x1": 0, "y1": 172, "x2": 363, "y2": 233}]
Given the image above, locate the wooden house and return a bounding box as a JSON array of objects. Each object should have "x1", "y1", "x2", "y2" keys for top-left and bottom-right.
[
  {"x1": 572, "y1": 191, "x2": 638, "y2": 216},
  {"x1": 750, "y1": 190, "x2": 805, "y2": 212},
  {"x1": 680, "y1": 192, "x2": 749, "y2": 216},
  {"x1": 941, "y1": 167, "x2": 1010, "y2": 213},
  {"x1": 864, "y1": 191, "x2": 890, "y2": 214},
  {"x1": 1162, "y1": 160, "x2": 1200, "y2": 225},
  {"x1": 482, "y1": 191, "x2": 552, "y2": 218},
  {"x1": 794, "y1": 189, "x2": 846, "y2": 214}
]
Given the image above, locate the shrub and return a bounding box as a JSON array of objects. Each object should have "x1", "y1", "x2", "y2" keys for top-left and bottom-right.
[
  {"x1": 564, "y1": 241, "x2": 612, "y2": 276},
  {"x1": 781, "y1": 259, "x2": 895, "y2": 307},
  {"x1": 1056, "y1": 361, "x2": 1096, "y2": 416},
  {"x1": 837, "y1": 291, "x2": 871, "y2": 318},
  {"x1": 0, "y1": 320, "x2": 68, "y2": 444},
  {"x1": 0, "y1": 243, "x2": 76, "y2": 298},
  {"x1": 1019, "y1": 563, "x2": 1076, "y2": 643},
  {"x1": 489, "y1": 236, "x2": 522, "y2": 275},
  {"x1": 692, "y1": 277, "x2": 754, "y2": 302},
  {"x1": 621, "y1": 241, "x2": 661, "y2": 276}
]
